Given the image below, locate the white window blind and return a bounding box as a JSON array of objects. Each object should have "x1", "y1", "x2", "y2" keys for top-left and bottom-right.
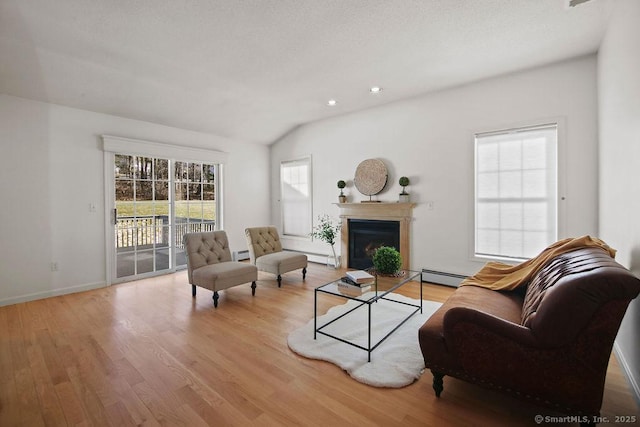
[
  {"x1": 281, "y1": 157, "x2": 312, "y2": 237},
  {"x1": 474, "y1": 124, "x2": 558, "y2": 260}
]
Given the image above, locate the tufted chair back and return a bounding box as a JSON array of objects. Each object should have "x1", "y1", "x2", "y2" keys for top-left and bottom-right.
[
  {"x1": 244, "y1": 226, "x2": 283, "y2": 264},
  {"x1": 183, "y1": 231, "x2": 233, "y2": 282}
]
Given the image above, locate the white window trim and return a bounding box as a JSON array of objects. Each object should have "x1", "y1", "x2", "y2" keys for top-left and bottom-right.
[
  {"x1": 102, "y1": 135, "x2": 229, "y2": 164},
  {"x1": 469, "y1": 118, "x2": 566, "y2": 264}
]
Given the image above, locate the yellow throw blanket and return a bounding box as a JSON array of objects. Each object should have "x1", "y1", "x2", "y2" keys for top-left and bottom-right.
[{"x1": 460, "y1": 236, "x2": 616, "y2": 291}]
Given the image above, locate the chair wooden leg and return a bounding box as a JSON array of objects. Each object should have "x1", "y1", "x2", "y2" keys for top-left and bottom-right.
[
  {"x1": 251, "y1": 281, "x2": 256, "y2": 296},
  {"x1": 212, "y1": 291, "x2": 219, "y2": 308},
  {"x1": 277, "y1": 275, "x2": 282, "y2": 287},
  {"x1": 431, "y1": 370, "x2": 444, "y2": 397},
  {"x1": 302, "y1": 267, "x2": 307, "y2": 280},
  {"x1": 192, "y1": 285, "x2": 196, "y2": 297}
]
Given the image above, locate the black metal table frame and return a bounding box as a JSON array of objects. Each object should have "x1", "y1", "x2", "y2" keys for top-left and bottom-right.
[{"x1": 314, "y1": 271, "x2": 422, "y2": 362}]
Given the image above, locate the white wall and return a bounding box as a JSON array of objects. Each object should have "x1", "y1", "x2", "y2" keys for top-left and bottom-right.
[
  {"x1": 0, "y1": 94, "x2": 270, "y2": 305},
  {"x1": 598, "y1": 0, "x2": 640, "y2": 401},
  {"x1": 271, "y1": 55, "x2": 599, "y2": 274}
]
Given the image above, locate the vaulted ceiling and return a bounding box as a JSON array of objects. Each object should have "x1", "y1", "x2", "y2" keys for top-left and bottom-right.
[{"x1": 0, "y1": 0, "x2": 612, "y2": 145}]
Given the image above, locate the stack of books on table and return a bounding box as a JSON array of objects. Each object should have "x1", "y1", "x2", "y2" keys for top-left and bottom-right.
[{"x1": 337, "y1": 270, "x2": 375, "y2": 295}]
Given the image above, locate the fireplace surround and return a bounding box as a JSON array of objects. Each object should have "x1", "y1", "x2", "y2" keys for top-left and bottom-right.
[{"x1": 335, "y1": 203, "x2": 415, "y2": 270}]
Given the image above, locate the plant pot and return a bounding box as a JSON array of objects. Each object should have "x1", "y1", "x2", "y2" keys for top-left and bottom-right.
[
  {"x1": 399, "y1": 194, "x2": 410, "y2": 203},
  {"x1": 338, "y1": 195, "x2": 347, "y2": 203}
]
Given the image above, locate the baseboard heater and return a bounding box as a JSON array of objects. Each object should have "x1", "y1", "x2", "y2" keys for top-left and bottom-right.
[
  {"x1": 275, "y1": 249, "x2": 332, "y2": 265},
  {"x1": 292, "y1": 250, "x2": 329, "y2": 265},
  {"x1": 421, "y1": 269, "x2": 467, "y2": 287},
  {"x1": 232, "y1": 250, "x2": 250, "y2": 261}
]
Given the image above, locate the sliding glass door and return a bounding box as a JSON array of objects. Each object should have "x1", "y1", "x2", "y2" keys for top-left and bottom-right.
[
  {"x1": 174, "y1": 161, "x2": 217, "y2": 268},
  {"x1": 112, "y1": 155, "x2": 218, "y2": 282}
]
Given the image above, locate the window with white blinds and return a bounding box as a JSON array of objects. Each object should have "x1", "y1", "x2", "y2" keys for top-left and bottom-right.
[
  {"x1": 474, "y1": 124, "x2": 558, "y2": 260},
  {"x1": 281, "y1": 157, "x2": 312, "y2": 237}
]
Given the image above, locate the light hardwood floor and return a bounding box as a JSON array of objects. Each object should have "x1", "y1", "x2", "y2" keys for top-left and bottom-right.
[{"x1": 1, "y1": 263, "x2": 637, "y2": 426}]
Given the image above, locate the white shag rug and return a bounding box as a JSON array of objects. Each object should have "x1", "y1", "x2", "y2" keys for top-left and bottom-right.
[{"x1": 287, "y1": 293, "x2": 442, "y2": 388}]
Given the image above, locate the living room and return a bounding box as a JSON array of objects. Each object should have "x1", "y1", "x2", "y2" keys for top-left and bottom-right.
[{"x1": 1, "y1": 0, "x2": 638, "y2": 425}]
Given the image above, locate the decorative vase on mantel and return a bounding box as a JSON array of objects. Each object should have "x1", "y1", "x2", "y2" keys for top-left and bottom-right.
[{"x1": 338, "y1": 195, "x2": 347, "y2": 203}]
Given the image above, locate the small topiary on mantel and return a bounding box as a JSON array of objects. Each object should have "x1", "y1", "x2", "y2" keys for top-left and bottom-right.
[
  {"x1": 337, "y1": 180, "x2": 347, "y2": 203},
  {"x1": 399, "y1": 176, "x2": 410, "y2": 195}
]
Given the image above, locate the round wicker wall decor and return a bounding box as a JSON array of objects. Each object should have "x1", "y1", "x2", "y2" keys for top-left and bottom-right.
[{"x1": 354, "y1": 159, "x2": 388, "y2": 196}]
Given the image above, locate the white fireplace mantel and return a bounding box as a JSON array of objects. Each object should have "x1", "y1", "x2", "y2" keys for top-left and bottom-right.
[{"x1": 335, "y1": 202, "x2": 415, "y2": 270}]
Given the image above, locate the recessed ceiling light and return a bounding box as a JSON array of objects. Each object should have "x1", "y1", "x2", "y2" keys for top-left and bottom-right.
[
  {"x1": 370, "y1": 86, "x2": 383, "y2": 94},
  {"x1": 327, "y1": 99, "x2": 337, "y2": 106}
]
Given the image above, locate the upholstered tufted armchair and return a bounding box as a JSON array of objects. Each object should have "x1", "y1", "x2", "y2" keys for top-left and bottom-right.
[
  {"x1": 183, "y1": 230, "x2": 258, "y2": 308},
  {"x1": 245, "y1": 226, "x2": 307, "y2": 287}
]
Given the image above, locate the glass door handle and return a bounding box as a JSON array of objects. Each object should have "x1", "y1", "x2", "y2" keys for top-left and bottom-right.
[{"x1": 112, "y1": 208, "x2": 117, "y2": 225}]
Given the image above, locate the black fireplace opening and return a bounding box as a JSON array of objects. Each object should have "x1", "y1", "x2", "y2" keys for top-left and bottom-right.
[{"x1": 348, "y1": 219, "x2": 400, "y2": 269}]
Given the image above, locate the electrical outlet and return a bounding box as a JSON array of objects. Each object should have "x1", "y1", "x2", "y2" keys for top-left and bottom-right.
[
  {"x1": 426, "y1": 201, "x2": 435, "y2": 210},
  {"x1": 89, "y1": 203, "x2": 96, "y2": 213},
  {"x1": 50, "y1": 262, "x2": 59, "y2": 272}
]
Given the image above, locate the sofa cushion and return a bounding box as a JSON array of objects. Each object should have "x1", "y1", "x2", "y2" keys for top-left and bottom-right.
[
  {"x1": 192, "y1": 262, "x2": 257, "y2": 290},
  {"x1": 256, "y1": 251, "x2": 308, "y2": 275}
]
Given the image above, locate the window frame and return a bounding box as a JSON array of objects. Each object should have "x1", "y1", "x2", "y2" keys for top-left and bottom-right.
[
  {"x1": 471, "y1": 121, "x2": 563, "y2": 263},
  {"x1": 280, "y1": 156, "x2": 313, "y2": 239}
]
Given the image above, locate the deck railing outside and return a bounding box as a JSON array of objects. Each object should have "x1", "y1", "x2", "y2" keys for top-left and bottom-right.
[{"x1": 116, "y1": 216, "x2": 215, "y2": 250}]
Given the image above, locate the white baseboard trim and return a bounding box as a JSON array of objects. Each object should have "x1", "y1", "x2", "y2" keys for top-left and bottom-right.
[
  {"x1": 0, "y1": 281, "x2": 107, "y2": 307},
  {"x1": 613, "y1": 341, "x2": 640, "y2": 406}
]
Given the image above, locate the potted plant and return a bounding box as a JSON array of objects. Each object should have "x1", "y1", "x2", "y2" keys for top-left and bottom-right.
[
  {"x1": 398, "y1": 176, "x2": 410, "y2": 203},
  {"x1": 372, "y1": 246, "x2": 402, "y2": 275},
  {"x1": 311, "y1": 214, "x2": 342, "y2": 268},
  {"x1": 337, "y1": 180, "x2": 347, "y2": 203}
]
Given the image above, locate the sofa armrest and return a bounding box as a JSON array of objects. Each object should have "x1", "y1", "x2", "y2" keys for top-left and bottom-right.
[
  {"x1": 432, "y1": 305, "x2": 613, "y2": 415},
  {"x1": 443, "y1": 307, "x2": 538, "y2": 349}
]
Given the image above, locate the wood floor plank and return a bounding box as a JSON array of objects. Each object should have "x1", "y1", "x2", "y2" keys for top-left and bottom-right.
[
  {"x1": 0, "y1": 263, "x2": 637, "y2": 426},
  {"x1": 130, "y1": 381, "x2": 178, "y2": 425},
  {"x1": 24, "y1": 341, "x2": 67, "y2": 426},
  {"x1": 65, "y1": 365, "x2": 112, "y2": 427},
  {"x1": 54, "y1": 380, "x2": 89, "y2": 425},
  {"x1": 103, "y1": 400, "x2": 138, "y2": 427},
  {"x1": 0, "y1": 375, "x2": 19, "y2": 427}
]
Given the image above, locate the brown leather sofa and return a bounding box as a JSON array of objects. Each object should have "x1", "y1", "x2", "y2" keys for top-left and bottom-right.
[{"x1": 419, "y1": 247, "x2": 640, "y2": 420}]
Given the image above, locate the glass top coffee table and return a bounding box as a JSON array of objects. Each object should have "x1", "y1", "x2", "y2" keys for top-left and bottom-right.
[{"x1": 314, "y1": 269, "x2": 422, "y2": 362}]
